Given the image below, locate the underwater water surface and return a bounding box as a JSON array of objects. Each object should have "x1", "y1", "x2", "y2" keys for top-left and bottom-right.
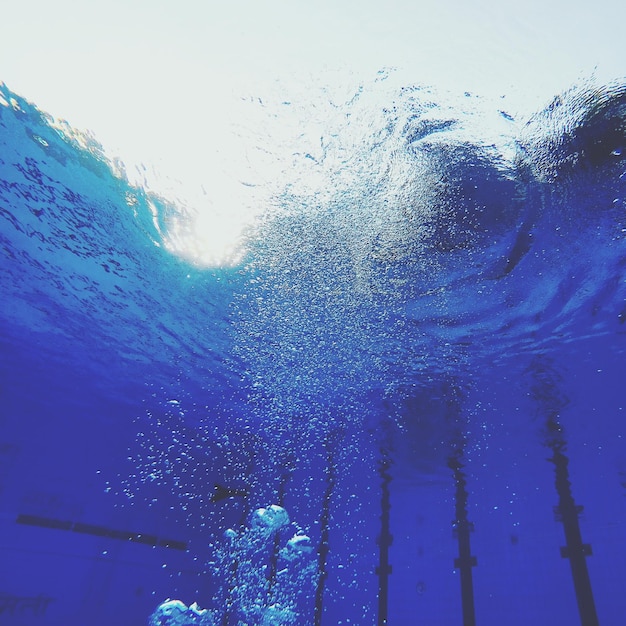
[{"x1": 1, "y1": 75, "x2": 626, "y2": 626}]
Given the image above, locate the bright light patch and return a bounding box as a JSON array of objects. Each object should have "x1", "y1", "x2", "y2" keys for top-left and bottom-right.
[
  {"x1": 2, "y1": 0, "x2": 624, "y2": 267},
  {"x1": 162, "y1": 198, "x2": 253, "y2": 268}
]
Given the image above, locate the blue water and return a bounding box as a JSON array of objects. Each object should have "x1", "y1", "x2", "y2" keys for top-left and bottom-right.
[{"x1": 1, "y1": 78, "x2": 626, "y2": 625}]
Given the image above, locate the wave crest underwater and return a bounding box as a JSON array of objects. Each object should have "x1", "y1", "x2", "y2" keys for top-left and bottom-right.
[{"x1": 3, "y1": 73, "x2": 626, "y2": 406}]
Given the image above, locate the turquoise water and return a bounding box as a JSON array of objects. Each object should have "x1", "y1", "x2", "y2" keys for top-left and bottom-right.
[{"x1": 1, "y1": 78, "x2": 625, "y2": 625}]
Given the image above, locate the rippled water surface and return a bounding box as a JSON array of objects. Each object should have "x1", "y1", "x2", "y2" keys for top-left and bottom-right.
[{"x1": 1, "y1": 77, "x2": 626, "y2": 625}]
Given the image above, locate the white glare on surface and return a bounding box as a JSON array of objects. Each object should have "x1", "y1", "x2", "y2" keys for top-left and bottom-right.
[{"x1": 1, "y1": 0, "x2": 625, "y2": 266}]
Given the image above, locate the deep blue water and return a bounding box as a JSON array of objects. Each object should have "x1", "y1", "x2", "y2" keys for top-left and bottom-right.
[{"x1": 1, "y1": 78, "x2": 626, "y2": 625}]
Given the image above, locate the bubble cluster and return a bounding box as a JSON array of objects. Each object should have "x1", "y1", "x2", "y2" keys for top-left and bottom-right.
[{"x1": 149, "y1": 505, "x2": 316, "y2": 626}]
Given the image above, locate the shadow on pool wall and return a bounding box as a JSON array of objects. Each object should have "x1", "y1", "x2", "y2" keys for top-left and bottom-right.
[{"x1": 0, "y1": 77, "x2": 625, "y2": 625}]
